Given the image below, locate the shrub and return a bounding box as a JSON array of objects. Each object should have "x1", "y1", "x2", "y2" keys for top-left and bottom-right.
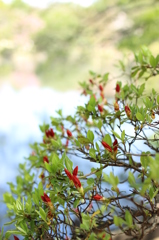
[{"x1": 2, "y1": 47, "x2": 159, "y2": 240}]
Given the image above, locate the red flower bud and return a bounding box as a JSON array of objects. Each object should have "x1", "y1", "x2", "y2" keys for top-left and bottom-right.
[
  {"x1": 65, "y1": 168, "x2": 73, "y2": 180},
  {"x1": 101, "y1": 141, "x2": 112, "y2": 152},
  {"x1": 65, "y1": 139, "x2": 69, "y2": 147},
  {"x1": 73, "y1": 166, "x2": 78, "y2": 176},
  {"x1": 45, "y1": 128, "x2": 55, "y2": 138},
  {"x1": 65, "y1": 167, "x2": 82, "y2": 189},
  {"x1": 72, "y1": 175, "x2": 81, "y2": 188},
  {"x1": 43, "y1": 156, "x2": 49, "y2": 163},
  {"x1": 98, "y1": 104, "x2": 103, "y2": 112},
  {"x1": 14, "y1": 236, "x2": 20, "y2": 240},
  {"x1": 113, "y1": 139, "x2": 118, "y2": 153},
  {"x1": 99, "y1": 84, "x2": 104, "y2": 91},
  {"x1": 125, "y1": 105, "x2": 131, "y2": 118},
  {"x1": 41, "y1": 193, "x2": 54, "y2": 210},
  {"x1": 93, "y1": 194, "x2": 103, "y2": 201},
  {"x1": 66, "y1": 129, "x2": 72, "y2": 137},
  {"x1": 41, "y1": 193, "x2": 51, "y2": 203},
  {"x1": 89, "y1": 79, "x2": 94, "y2": 84},
  {"x1": 115, "y1": 83, "x2": 120, "y2": 93}
]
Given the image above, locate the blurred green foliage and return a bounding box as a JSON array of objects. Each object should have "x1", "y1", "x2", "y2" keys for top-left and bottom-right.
[{"x1": 0, "y1": 0, "x2": 159, "y2": 90}]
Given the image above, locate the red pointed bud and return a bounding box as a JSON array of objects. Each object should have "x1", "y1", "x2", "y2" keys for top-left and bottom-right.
[
  {"x1": 73, "y1": 166, "x2": 78, "y2": 176},
  {"x1": 99, "y1": 84, "x2": 104, "y2": 91},
  {"x1": 98, "y1": 104, "x2": 103, "y2": 113},
  {"x1": 72, "y1": 175, "x2": 81, "y2": 188},
  {"x1": 45, "y1": 128, "x2": 55, "y2": 138},
  {"x1": 14, "y1": 236, "x2": 20, "y2": 240},
  {"x1": 125, "y1": 105, "x2": 131, "y2": 118},
  {"x1": 65, "y1": 168, "x2": 73, "y2": 181},
  {"x1": 66, "y1": 129, "x2": 72, "y2": 137},
  {"x1": 115, "y1": 83, "x2": 120, "y2": 93},
  {"x1": 93, "y1": 194, "x2": 104, "y2": 201},
  {"x1": 89, "y1": 79, "x2": 94, "y2": 84},
  {"x1": 101, "y1": 141, "x2": 112, "y2": 152},
  {"x1": 113, "y1": 139, "x2": 118, "y2": 153},
  {"x1": 43, "y1": 156, "x2": 49, "y2": 163},
  {"x1": 65, "y1": 139, "x2": 69, "y2": 147},
  {"x1": 41, "y1": 193, "x2": 54, "y2": 210},
  {"x1": 41, "y1": 193, "x2": 51, "y2": 203}
]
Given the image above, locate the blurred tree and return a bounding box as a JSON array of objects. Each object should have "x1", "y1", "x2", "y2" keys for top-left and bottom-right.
[{"x1": 0, "y1": 0, "x2": 159, "y2": 90}]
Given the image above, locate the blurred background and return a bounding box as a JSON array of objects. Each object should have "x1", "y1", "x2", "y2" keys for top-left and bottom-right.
[{"x1": 1, "y1": 0, "x2": 159, "y2": 235}]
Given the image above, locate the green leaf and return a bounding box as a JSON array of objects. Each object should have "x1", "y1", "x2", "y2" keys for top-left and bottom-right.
[
  {"x1": 131, "y1": 68, "x2": 139, "y2": 78},
  {"x1": 38, "y1": 182, "x2": 44, "y2": 197},
  {"x1": 44, "y1": 162, "x2": 52, "y2": 173},
  {"x1": 16, "y1": 226, "x2": 27, "y2": 235},
  {"x1": 33, "y1": 193, "x2": 39, "y2": 205},
  {"x1": 73, "y1": 199, "x2": 80, "y2": 208},
  {"x1": 39, "y1": 123, "x2": 49, "y2": 132},
  {"x1": 88, "y1": 233, "x2": 96, "y2": 240},
  {"x1": 100, "y1": 205, "x2": 106, "y2": 214},
  {"x1": 96, "y1": 142, "x2": 100, "y2": 152},
  {"x1": 125, "y1": 210, "x2": 133, "y2": 228},
  {"x1": 138, "y1": 52, "x2": 143, "y2": 63},
  {"x1": 51, "y1": 139, "x2": 60, "y2": 148},
  {"x1": 140, "y1": 153, "x2": 149, "y2": 169},
  {"x1": 121, "y1": 130, "x2": 125, "y2": 141},
  {"x1": 114, "y1": 216, "x2": 125, "y2": 227},
  {"x1": 51, "y1": 153, "x2": 63, "y2": 173},
  {"x1": 87, "y1": 130, "x2": 94, "y2": 143},
  {"x1": 150, "y1": 55, "x2": 157, "y2": 68},
  {"x1": 101, "y1": 73, "x2": 109, "y2": 83},
  {"x1": 89, "y1": 70, "x2": 96, "y2": 77},
  {"x1": 128, "y1": 172, "x2": 136, "y2": 187},
  {"x1": 56, "y1": 109, "x2": 63, "y2": 116},
  {"x1": 84, "y1": 186, "x2": 93, "y2": 194},
  {"x1": 136, "y1": 112, "x2": 144, "y2": 121},
  {"x1": 78, "y1": 135, "x2": 90, "y2": 145},
  {"x1": 97, "y1": 119, "x2": 103, "y2": 130},
  {"x1": 89, "y1": 149, "x2": 96, "y2": 159},
  {"x1": 64, "y1": 154, "x2": 73, "y2": 173},
  {"x1": 138, "y1": 83, "x2": 145, "y2": 95},
  {"x1": 39, "y1": 207, "x2": 47, "y2": 222},
  {"x1": 5, "y1": 230, "x2": 22, "y2": 239},
  {"x1": 144, "y1": 97, "x2": 152, "y2": 108},
  {"x1": 4, "y1": 219, "x2": 16, "y2": 226},
  {"x1": 89, "y1": 96, "x2": 96, "y2": 107},
  {"x1": 50, "y1": 117, "x2": 59, "y2": 126},
  {"x1": 81, "y1": 213, "x2": 91, "y2": 230},
  {"x1": 103, "y1": 134, "x2": 112, "y2": 146},
  {"x1": 157, "y1": 95, "x2": 159, "y2": 104},
  {"x1": 35, "y1": 209, "x2": 47, "y2": 223},
  {"x1": 87, "y1": 178, "x2": 94, "y2": 185},
  {"x1": 111, "y1": 130, "x2": 121, "y2": 140}
]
